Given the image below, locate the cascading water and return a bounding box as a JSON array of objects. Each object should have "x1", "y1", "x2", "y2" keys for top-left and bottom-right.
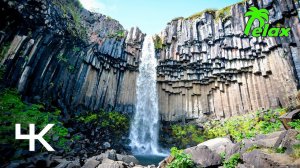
[{"x1": 129, "y1": 35, "x2": 161, "y2": 155}]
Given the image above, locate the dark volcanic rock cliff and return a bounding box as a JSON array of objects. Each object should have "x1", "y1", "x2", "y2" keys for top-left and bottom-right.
[
  {"x1": 0, "y1": 0, "x2": 144, "y2": 116},
  {"x1": 1, "y1": 0, "x2": 300, "y2": 123},
  {"x1": 156, "y1": 0, "x2": 300, "y2": 121}
]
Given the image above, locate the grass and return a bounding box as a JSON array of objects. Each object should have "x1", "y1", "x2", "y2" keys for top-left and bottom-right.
[
  {"x1": 223, "y1": 153, "x2": 241, "y2": 168},
  {"x1": 77, "y1": 110, "x2": 130, "y2": 137},
  {"x1": 167, "y1": 147, "x2": 194, "y2": 168},
  {"x1": 53, "y1": 0, "x2": 87, "y2": 39},
  {"x1": 215, "y1": 6, "x2": 231, "y2": 21},
  {"x1": 171, "y1": 124, "x2": 205, "y2": 148},
  {"x1": 0, "y1": 89, "x2": 70, "y2": 152},
  {"x1": 107, "y1": 30, "x2": 126, "y2": 39},
  {"x1": 292, "y1": 144, "x2": 300, "y2": 158},
  {"x1": 168, "y1": 108, "x2": 287, "y2": 150},
  {"x1": 203, "y1": 108, "x2": 286, "y2": 142},
  {"x1": 186, "y1": 9, "x2": 217, "y2": 20}
]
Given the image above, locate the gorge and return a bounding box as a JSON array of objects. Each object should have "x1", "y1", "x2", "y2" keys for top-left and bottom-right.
[{"x1": 0, "y1": 0, "x2": 300, "y2": 167}]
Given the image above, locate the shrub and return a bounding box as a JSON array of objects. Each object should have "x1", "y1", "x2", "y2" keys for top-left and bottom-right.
[
  {"x1": 53, "y1": 0, "x2": 87, "y2": 39},
  {"x1": 167, "y1": 147, "x2": 194, "y2": 168},
  {"x1": 0, "y1": 89, "x2": 70, "y2": 152},
  {"x1": 171, "y1": 124, "x2": 205, "y2": 148},
  {"x1": 292, "y1": 144, "x2": 300, "y2": 158},
  {"x1": 288, "y1": 119, "x2": 300, "y2": 130},
  {"x1": 57, "y1": 53, "x2": 68, "y2": 63},
  {"x1": 204, "y1": 108, "x2": 286, "y2": 142},
  {"x1": 223, "y1": 153, "x2": 241, "y2": 168},
  {"x1": 107, "y1": 30, "x2": 126, "y2": 39},
  {"x1": 77, "y1": 110, "x2": 129, "y2": 137},
  {"x1": 153, "y1": 35, "x2": 163, "y2": 50},
  {"x1": 275, "y1": 147, "x2": 286, "y2": 153}
]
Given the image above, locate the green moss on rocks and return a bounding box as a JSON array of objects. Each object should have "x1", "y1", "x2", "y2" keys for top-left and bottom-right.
[
  {"x1": 215, "y1": 6, "x2": 231, "y2": 21},
  {"x1": 153, "y1": 35, "x2": 163, "y2": 50},
  {"x1": 171, "y1": 124, "x2": 205, "y2": 148},
  {"x1": 204, "y1": 108, "x2": 286, "y2": 142},
  {"x1": 53, "y1": 0, "x2": 87, "y2": 39},
  {"x1": 186, "y1": 9, "x2": 217, "y2": 20},
  {"x1": 0, "y1": 89, "x2": 70, "y2": 152},
  {"x1": 0, "y1": 42, "x2": 10, "y2": 61},
  {"x1": 171, "y1": 17, "x2": 184, "y2": 22},
  {"x1": 77, "y1": 110, "x2": 130, "y2": 137}
]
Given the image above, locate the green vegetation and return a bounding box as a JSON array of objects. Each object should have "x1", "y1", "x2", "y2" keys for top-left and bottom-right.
[
  {"x1": 107, "y1": 30, "x2": 126, "y2": 39},
  {"x1": 0, "y1": 89, "x2": 70, "y2": 152},
  {"x1": 153, "y1": 35, "x2": 163, "y2": 50},
  {"x1": 77, "y1": 110, "x2": 129, "y2": 137},
  {"x1": 186, "y1": 9, "x2": 216, "y2": 20},
  {"x1": 67, "y1": 65, "x2": 75, "y2": 73},
  {"x1": 72, "y1": 46, "x2": 81, "y2": 52},
  {"x1": 275, "y1": 147, "x2": 286, "y2": 153},
  {"x1": 57, "y1": 53, "x2": 68, "y2": 63},
  {"x1": 292, "y1": 144, "x2": 300, "y2": 158},
  {"x1": 204, "y1": 108, "x2": 286, "y2": 142},
  {"x1": 167, "y1": 147, "x2": 194, "y2": 168},
  {"x1": 215, "y1": 6, "x2": 231, "y2": 21},
  {"x1": 223, "y1": 153, "x2": 241, "y2": 168},
  {"x1": 0, "y1": 42, "x2": 10, "y2": 61},
  {"x1": 0, "y1": 65, "x2": 6, "y2": 81},
  {"x1": 172, "y1": 17, "x2": 184, "y2": 22},
  {"x1": 246, "y1": 144, "x2": 260, "y2": 153},
  {"x1": 288, "y1": 119, "x2": 300, "y2": 140},
  {"x1": 288, "y1": 119, "x2": 300, "y2": 130},
  {"x1": 171, "y1": 124, "x2": 205, "y2": 148},
  {"x1": 53, "y1": 0, "x2": 87, "y2": 39}
]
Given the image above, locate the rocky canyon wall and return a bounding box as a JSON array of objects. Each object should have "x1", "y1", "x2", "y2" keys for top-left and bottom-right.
[
  {"x1": 0, "y1": 0, "x2": 144, "y2": 116},
  {"x1": 156, "y1": 0, "x2": 300, "y2": 121}
]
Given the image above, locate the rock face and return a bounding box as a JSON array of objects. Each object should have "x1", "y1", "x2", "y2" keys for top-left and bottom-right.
[
  {"x1": 1, "y1": 0, "x2": 300, "y2": 122},
  {"x1": 156, "y1": 0, "x2": 300, "y2": 121},
  {"x1": 0, "y1": 0, "x2": 144, "y2": 115}
]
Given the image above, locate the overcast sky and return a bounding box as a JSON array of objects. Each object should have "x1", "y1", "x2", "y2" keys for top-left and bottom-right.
[{"x1": 79, "y1": 0, "x2": 241, "y2": 35}]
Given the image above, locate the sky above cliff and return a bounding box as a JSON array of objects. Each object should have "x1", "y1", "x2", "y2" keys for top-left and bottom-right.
[{"x1": 79, "y1": 0, "x2": 241, "y2": 35}]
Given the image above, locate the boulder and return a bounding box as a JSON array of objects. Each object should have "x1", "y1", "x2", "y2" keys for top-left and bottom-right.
[
  {"x1": 116, "y1": 154, "x2": 139, "y2": 165},
  {"x1": 184, "y1": 145, "x2": 222, "y2": 167},
  {"x1": 107, "y1": 150, "x2": 117, "y2": 161},
  {"x1": 96, "y1": 158, "x2": 126, "y2": 168},
  {"x1": 197, "y1": 137, "x2": 235, "y2": 155},
  {"x1": 55, "y1": 159, "x2": 81, "y2": 168},
  {"x1": 82, "y1": 159, "x2": 100, "y2": 168},
  {"x1": 280, "y1": 129, "x2": 300, "y2": 154},
  {"x1": 242, "y1": 149, "x2": 300, "y2": 168},
  {"x1": 103, "y1": 142, "x2": 111, "y2": 149}
]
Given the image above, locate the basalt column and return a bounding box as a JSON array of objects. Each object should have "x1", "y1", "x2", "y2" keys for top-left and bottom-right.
[{"x1": 156, "y1": 0, "x2": 300, "y2": 121}]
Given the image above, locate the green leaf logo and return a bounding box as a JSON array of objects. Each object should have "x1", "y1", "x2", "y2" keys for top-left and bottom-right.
[{"x1": 244, "y1": 7, "x2": 269, "y2": 35}]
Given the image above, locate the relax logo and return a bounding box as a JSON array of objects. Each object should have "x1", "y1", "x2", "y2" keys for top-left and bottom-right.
[{"x1": 244, "y1": 7, "x2": 291, "y2": 37}]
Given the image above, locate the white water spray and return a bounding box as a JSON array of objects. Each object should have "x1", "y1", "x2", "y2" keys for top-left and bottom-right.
[{"x1": 129, "y1": 35, "x2": 161, "y2": 155}]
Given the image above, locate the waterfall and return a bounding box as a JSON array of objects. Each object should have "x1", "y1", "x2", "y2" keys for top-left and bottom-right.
[{"x1": 129, "y1": 35, "x2": 161, "y2": 155}]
